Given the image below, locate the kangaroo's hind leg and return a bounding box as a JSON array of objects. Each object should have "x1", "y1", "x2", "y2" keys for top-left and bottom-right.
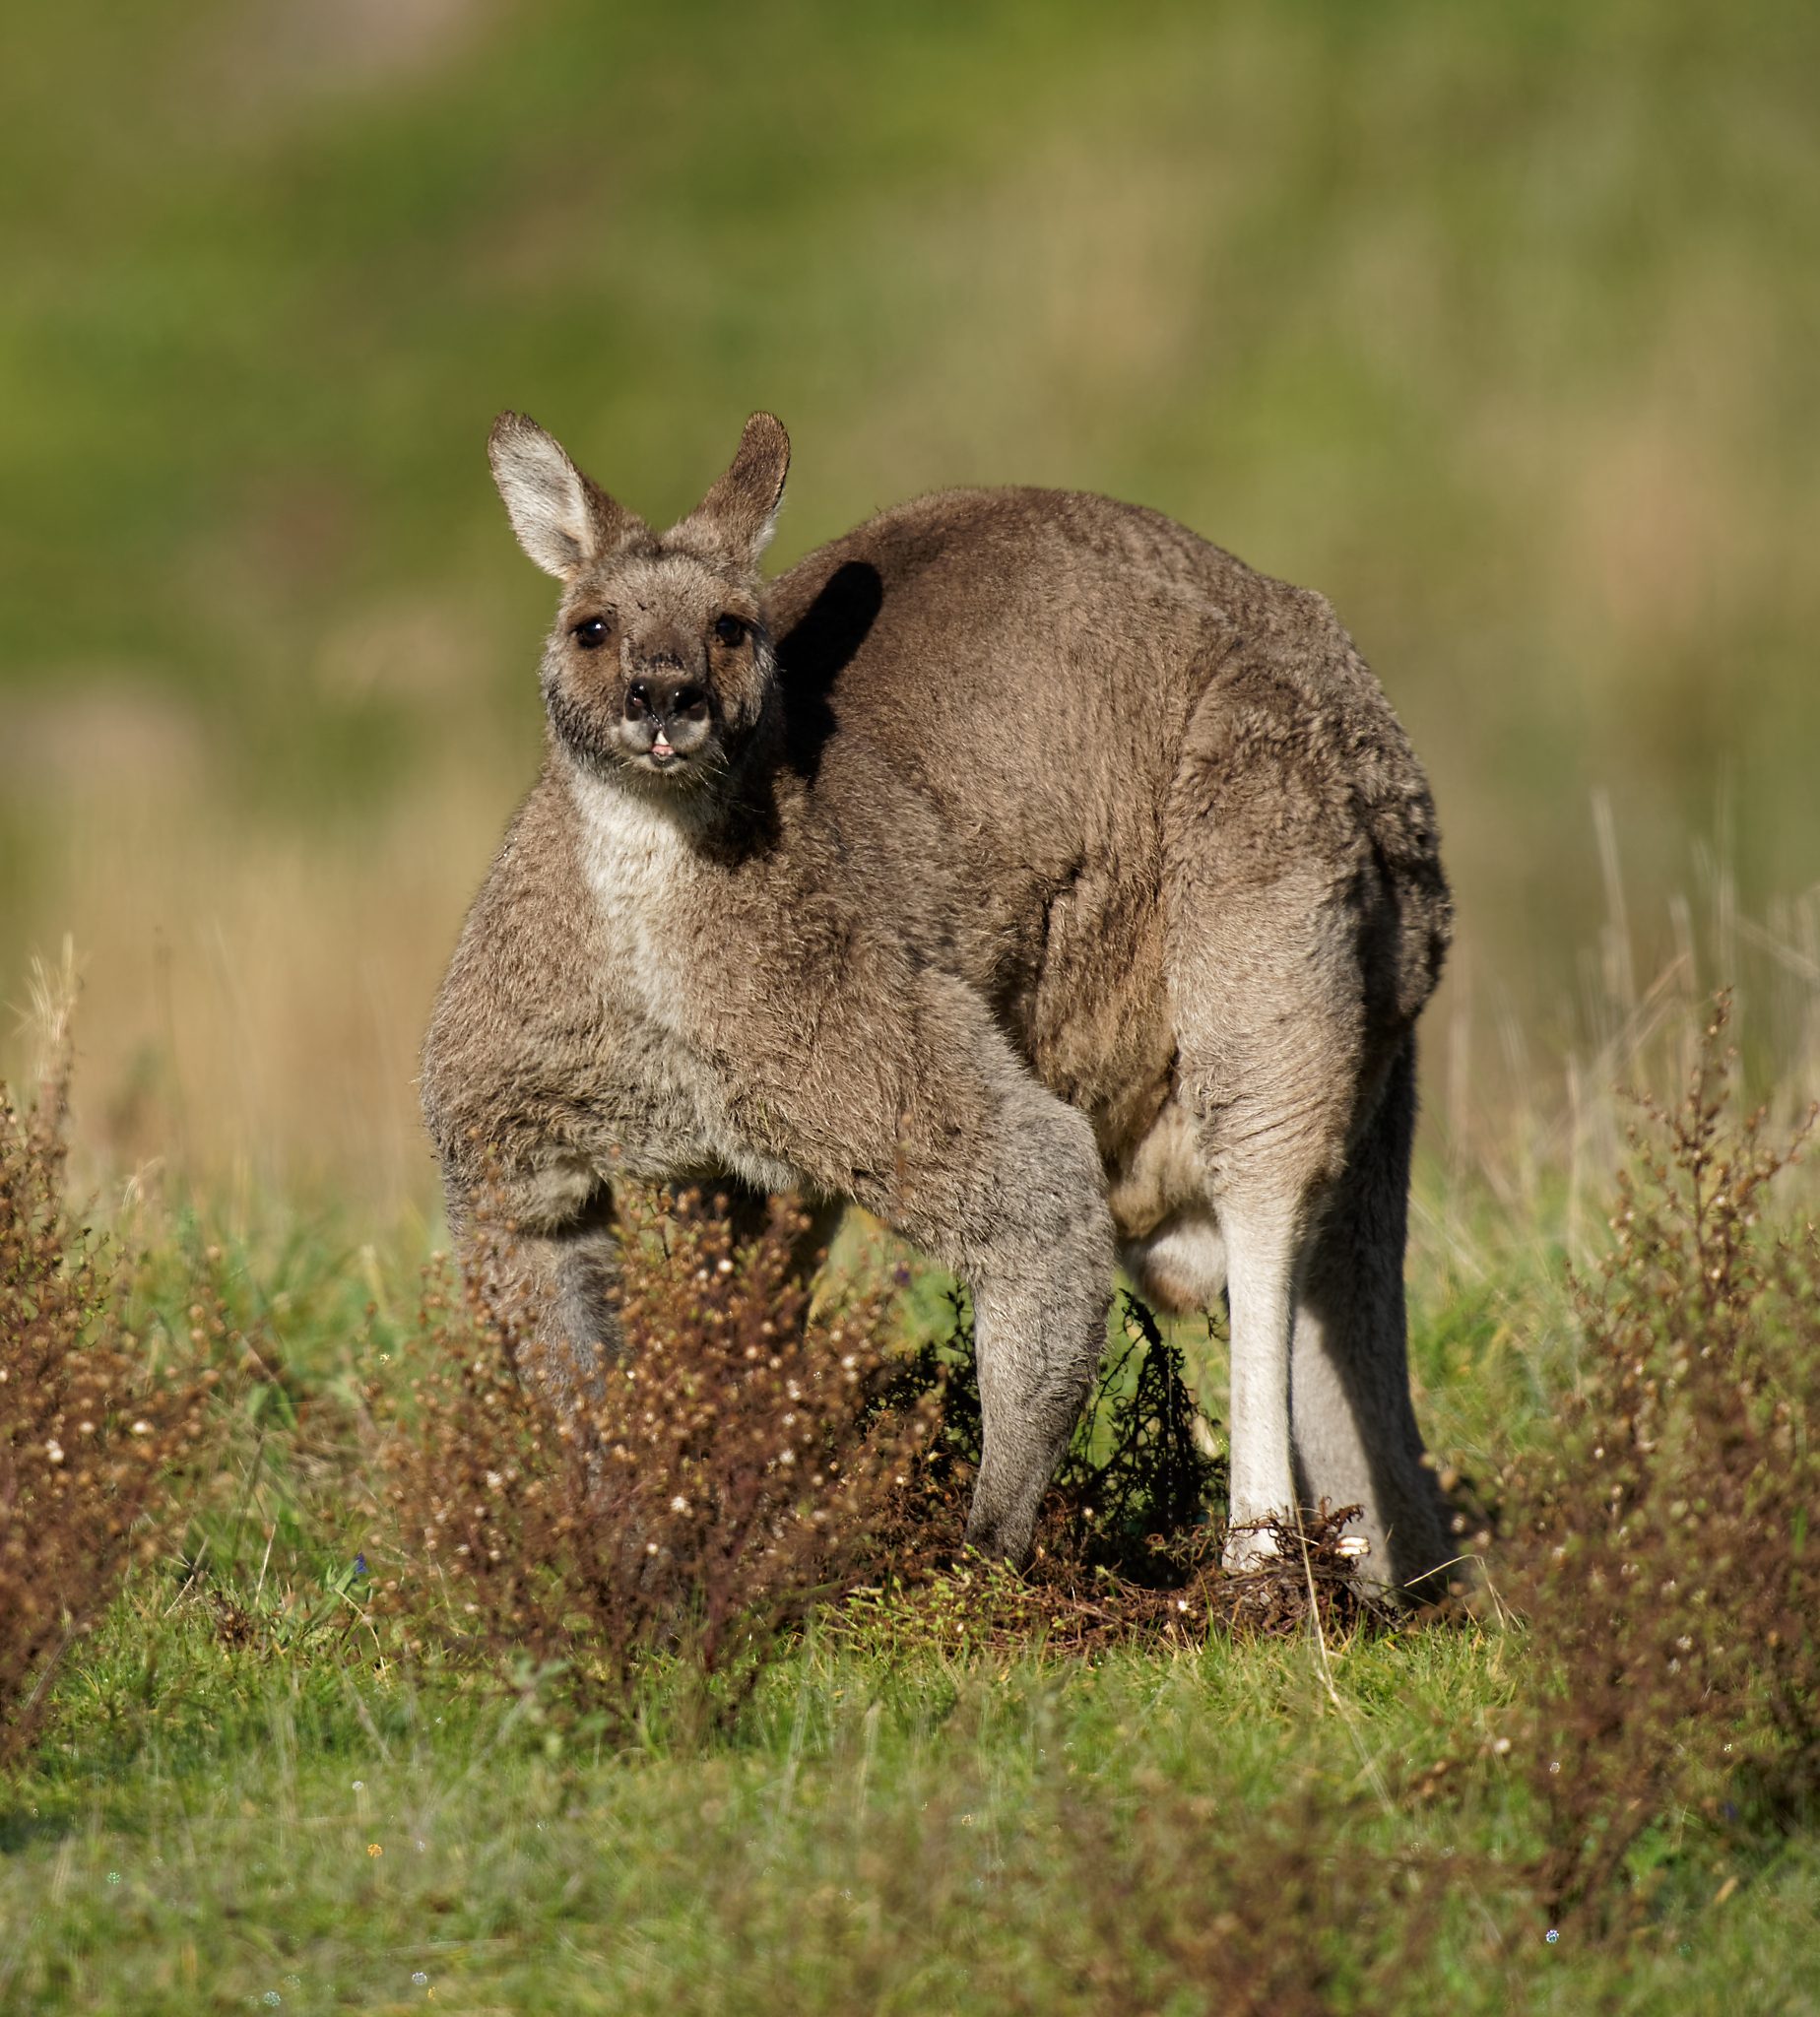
[
  {"x1": 1166, "y1": 654, "x2": 1449, "y2": 1584},
  {"x1": 1289, "y1": 1036, "x2": 1450, "y2": 1593},
  {"x1": 1164, "y1": 857, "x2": 1363, "y2": 1563},
  {"x1": 1171, "y1": 890, "x2": 1443, "y2": 1587}
]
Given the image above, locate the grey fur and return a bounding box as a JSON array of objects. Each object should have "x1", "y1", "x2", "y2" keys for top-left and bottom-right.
[{"x1": 423, "y1": 414, "x2": 1454, "y2": 1590}]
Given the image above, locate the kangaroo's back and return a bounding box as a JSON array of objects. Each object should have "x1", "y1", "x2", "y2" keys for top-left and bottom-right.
[
  {"x1": 768, "y1": 487, "x2": 1232, "y2": 835},
  {"x1": 768, "y1": 486, "x2": 1438, "y2": 912},
  {"x1": 762, "y1": 486, "x2": 1447, "y2": 1106}
]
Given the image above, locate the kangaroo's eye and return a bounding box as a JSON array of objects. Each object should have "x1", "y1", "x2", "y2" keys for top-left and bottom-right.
[
  {"x1": 573, "y1": 618, "x2": 610, "y2": 650},
  {"x1": 713, "y1": 613, "x2": 747, "y2": 648}
]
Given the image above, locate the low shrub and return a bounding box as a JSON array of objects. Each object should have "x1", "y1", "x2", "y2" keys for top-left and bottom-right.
[
  {"x1": 0, "y1": 968, "x2": 221, "y2": 1764},
  {"x1": 370, "y1": 1188, "x2": 934, "y2": 1728},
  {"x1": 372, "y1": 1152, "x2": 1400, "y2": 1712},
  {"x1": 1499, "y1": 998, "x2": 1820, "y2": 1927}
]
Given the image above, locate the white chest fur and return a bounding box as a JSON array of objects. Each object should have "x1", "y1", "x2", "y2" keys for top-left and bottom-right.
[
  {"x1": 570, "y1": 771, "x2": 696, "y2": 1030},
  {"x1": 566, "y1": 769, "x2": 805, "y2": 1197}
]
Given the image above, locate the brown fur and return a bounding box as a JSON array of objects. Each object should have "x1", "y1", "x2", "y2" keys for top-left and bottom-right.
[{"x1": 422, "y1": 415, "x2": 1454, "y2": 1588}]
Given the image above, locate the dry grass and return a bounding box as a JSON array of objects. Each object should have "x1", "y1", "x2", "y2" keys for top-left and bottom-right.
[
  {"x1": 0, "y1": 954, "x2": 225, "y2": 1763},
  {"x1": 1, "y1": 771, "x2": 515, "y2": 1213},
  {"x1": 1497, "y1": 996, "x2": 1820, "y2": 1927}
]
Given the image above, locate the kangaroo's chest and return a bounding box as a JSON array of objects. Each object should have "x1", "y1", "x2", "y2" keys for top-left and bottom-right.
[
  {"x1": 569, "y1": 782, "x2": 802, "y2": 1193},
  {"x1": 574, "y1": 786, "x2": 698, "y2": 1035}
]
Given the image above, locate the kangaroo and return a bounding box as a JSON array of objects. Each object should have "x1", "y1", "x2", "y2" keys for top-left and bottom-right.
[{"x1": 422, "y1": 412, "x2": 1454, "y2": 1590}]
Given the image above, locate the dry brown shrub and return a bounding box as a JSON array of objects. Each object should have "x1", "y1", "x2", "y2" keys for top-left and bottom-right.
[
  {"x1": 1500, "y1": 997, "x2": 1820, "y2": 1927},
  {"x1": 0, "y1": 973, "x2": 222, "y2": 1765},
  {"x1": 370, "y1": 1187, "x2": 935, "y2": 1725}
]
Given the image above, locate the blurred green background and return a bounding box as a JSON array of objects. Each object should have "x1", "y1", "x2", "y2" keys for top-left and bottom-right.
[{"x1": 2, "y1": 0, "x2": 1816, "y2": 1203}]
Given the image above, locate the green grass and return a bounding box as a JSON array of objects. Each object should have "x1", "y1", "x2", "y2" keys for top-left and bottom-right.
[
  {"x1": 6, "y1": 1156, "x2": 1819, "y2": 2014},
  {"x1": 6, "y1": 1581, "x2": 1815, "y2": 2012}
]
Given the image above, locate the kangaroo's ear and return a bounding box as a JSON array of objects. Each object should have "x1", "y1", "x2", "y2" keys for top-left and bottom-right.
[
  {"x1": 488, "y1": 413, "x2": 642, "y2": 579},
  {"x1": 674, "y1": 413, "x2": 790, "y2": 565}
]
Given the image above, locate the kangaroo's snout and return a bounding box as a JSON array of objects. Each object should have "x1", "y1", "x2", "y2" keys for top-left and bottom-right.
[
  {"x1": 624, "y1": 674, "x2": 708, "y2": 721},
  {"x1": 621, "y1": 666, "x2": 713, "y2": 767}
]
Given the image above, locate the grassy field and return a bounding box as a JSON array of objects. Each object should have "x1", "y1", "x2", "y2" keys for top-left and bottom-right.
[
  {"x1": 5, "y1": 987, "x2": 1820, "y2": 2013},
  {"x1": 11, "y1": 1603, "x2": 1820, "y2": 2014}
]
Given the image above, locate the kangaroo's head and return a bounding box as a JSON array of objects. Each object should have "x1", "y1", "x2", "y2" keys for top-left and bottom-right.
[{"x1": 488, "y1": 411, "x2": 790, "y2": 797}]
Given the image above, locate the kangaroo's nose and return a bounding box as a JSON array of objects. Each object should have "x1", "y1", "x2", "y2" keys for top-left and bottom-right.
[{"x1": 624, "y1": 677, "x2": 709, "y2": 725}]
